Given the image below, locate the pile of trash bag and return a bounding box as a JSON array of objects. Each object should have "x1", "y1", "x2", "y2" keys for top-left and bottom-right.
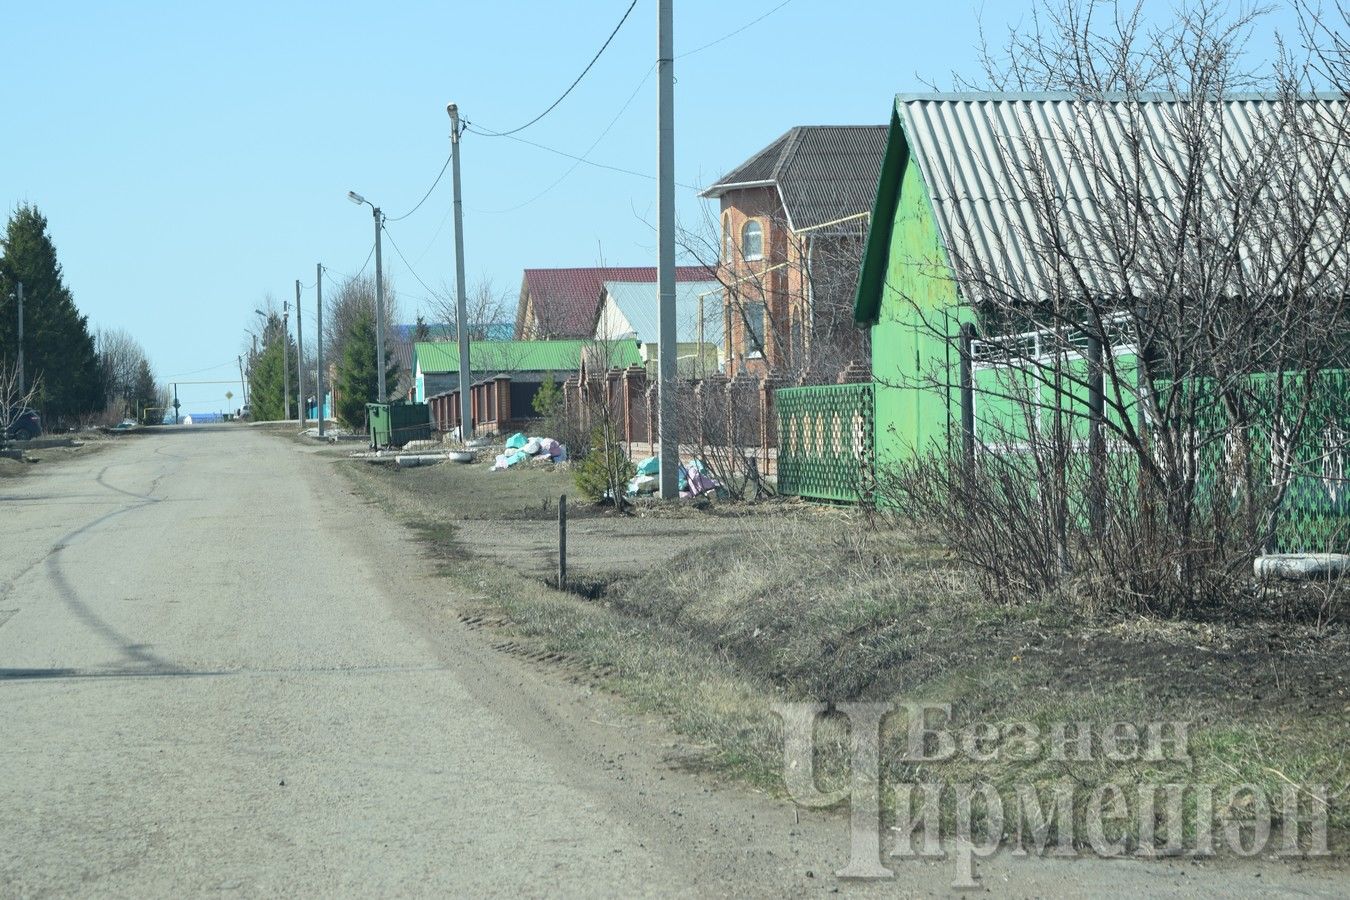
[
  {"x1": 626, "y1": 457, "x2": 720, "y2": 498},
  {"x1": 491, "y1": 432, "x2": 567, "y2": 470}
]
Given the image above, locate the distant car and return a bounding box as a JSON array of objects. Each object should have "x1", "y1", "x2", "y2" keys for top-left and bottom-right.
[
  {"x1": 5, "y1": 407, "x2": 41, "y2": 441},
  {"x1": 239, "y1": 404, "x2": 252, "y2": 420}
]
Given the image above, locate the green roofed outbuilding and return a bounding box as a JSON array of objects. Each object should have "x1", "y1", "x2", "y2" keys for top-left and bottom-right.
[{"x1": 412, "y1": 339, "x2": 642, "y2": 404}]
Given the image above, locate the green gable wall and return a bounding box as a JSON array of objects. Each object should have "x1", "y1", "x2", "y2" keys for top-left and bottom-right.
[{"x1": 856, "y1": 114, "x2": 967, "y2": 470}]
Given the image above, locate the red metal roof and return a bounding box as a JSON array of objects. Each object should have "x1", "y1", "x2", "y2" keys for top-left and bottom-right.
[{"x1": 520, "y1": 265, "x2": 715, "y2": 338}]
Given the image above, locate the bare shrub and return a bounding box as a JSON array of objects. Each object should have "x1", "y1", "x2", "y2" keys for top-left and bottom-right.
[{"x1": 878, "y1": 2, "x2": 1350, "y2": 619}]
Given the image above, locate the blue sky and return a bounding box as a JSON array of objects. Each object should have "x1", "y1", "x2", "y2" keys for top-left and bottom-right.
[{"x1": 0, "y1": 1, "x2": 1303, "y2": 410}]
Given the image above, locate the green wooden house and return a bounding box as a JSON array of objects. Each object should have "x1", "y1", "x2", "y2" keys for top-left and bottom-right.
[
  {"x1": 791, "y1": 91, "x2": 1350, "y2": 552},
  {"x1": 852, "y1": 92, "x2": 1347, "y2": 464}
]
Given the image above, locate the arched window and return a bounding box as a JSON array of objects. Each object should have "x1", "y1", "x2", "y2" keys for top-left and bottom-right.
[{"x1": 741, "y1": 219, "x2": 764, "y2": 261}]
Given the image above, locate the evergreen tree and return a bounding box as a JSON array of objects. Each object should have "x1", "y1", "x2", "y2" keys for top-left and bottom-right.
[
  {"x1": 413, "y1": 315, "x2": 430, "y2": 341},
  {"x1": 247, "y1": 312, "x2": 298, "y2": 421},
  {"x1": 0, "y1": 205, "x2": 104, "y2": 424},
  {"x1": 336, "y1": 305, "x2": 400, "y2": 429},
  {"x1": 131, "y1": 358, "x2": 157, "y2": 423},
  {"x1": 532, "y1": 371, "x2": 562, "y2": 418}
]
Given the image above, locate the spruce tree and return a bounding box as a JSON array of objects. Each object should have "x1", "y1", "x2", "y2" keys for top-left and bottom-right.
[
  {"x1": 336, "y1": 305, "x2": 399, "y2": 429},
  {"x1": 247, "y1": 313, "x2": 298, "y2": 421},
  {"x1": 0, "y1": 205, "x2": 104, "y2": 424},
  {"x1": 132, "y1": 358, "x2": 157, "y2": 423}
]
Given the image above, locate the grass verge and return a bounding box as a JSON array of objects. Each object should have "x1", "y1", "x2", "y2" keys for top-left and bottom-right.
[{"x1": 336, "y1": 454, "x2": 1349, "y2": 858}]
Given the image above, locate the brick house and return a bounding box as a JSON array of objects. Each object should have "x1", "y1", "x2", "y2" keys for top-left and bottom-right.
[
  {"x1": 514, "y1": 265, "x2": 714, "y2": 340},
  {"x1": 701, "y1": 125, "x2": 887, "y2": 379}
]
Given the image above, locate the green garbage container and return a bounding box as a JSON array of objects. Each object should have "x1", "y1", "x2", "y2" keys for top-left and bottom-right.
[
  {"x1": 367, "y1": 401, "x2": 432, "y2": 449},
  {"x1": 367, "y1": 403, "x2": 390, "y2": 449}
]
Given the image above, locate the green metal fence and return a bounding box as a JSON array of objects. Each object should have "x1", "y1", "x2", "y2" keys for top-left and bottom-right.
[
  {"x1": 1183, "y1": 370, "x2": 1350, "y2": 554},
  {"x1": 776, "y1": 383, "x2": 875, "y2": 503},
  {"x1": 970, "y1": 357, "x2": 1350, "y2": 554}
]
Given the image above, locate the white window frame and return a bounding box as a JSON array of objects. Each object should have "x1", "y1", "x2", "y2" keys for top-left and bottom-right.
[{"x1": 741, "y1": 219, "x2": 764, "y2": 262}]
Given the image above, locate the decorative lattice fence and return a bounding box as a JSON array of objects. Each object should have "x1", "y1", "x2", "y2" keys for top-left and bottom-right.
[
  {"x1": 1186, "y1": 370, "x2": 1350, "y2": 554},
  {"x1": 776, "y1": 383, "x2": 874, "y2": 503}
]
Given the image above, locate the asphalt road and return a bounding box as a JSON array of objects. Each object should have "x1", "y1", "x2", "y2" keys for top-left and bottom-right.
[{"x1": 0, "y1": 427, "x2": 1344, "y2": 898}]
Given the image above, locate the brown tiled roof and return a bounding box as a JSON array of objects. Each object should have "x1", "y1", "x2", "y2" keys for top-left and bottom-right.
[{"x1": 518, "y1": 265, "x2": 715, "y2": 338}]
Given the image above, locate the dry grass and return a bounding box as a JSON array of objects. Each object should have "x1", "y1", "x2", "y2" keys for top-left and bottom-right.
[{"x1": 336, "y1": 454, "x2": 1350, "y2": 853}]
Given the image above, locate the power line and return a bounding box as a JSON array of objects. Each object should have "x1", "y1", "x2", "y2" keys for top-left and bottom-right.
[
  {"x1": 411, "y1": 200, "x2": 456, "y2": 268},
  {"x1": 458, "y1": 1, "x2": 790, "y2": 202},
  {"x1": 473, "y1": 64, "x2": 656, "y2": 215},
  {"x1": 164, "y1": 360, "x2": 238, "y2": 379},
  {"x1": 381, "y1": 223, "x2": 446, "y2": 305},
  {"x1": 468, "y1": 0, "x2": 639, "y2": 137},
  {"x1": 324, "y1": 242, "x2": 377, "y2": 285},
  {"x1": 464, "y1": 124, "x2": 700, "y2": 190},
  {"x1": 679, "y1": 0, "x2": 795, "y2": 58},
  {"x1": 386, "y1": 153, "x2": 453, "y2": 222}
]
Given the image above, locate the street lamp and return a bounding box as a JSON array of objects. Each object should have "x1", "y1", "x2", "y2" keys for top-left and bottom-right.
[{"x1": 348, "y1": 190, "x2": 389, "y2": 403}]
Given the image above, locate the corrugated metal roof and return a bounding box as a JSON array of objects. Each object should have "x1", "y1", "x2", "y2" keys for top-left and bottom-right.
[
  {"x1": 702, "y1": 125, "x2": 888, "y2": 230},
  {"x1": 598, "y1": 280, "x2": 723, "y2": 344},
  {"x1": 414, "y1": 339, "x2": 641, "y2": 375},
  {"x1": 891, "y1": 93, "x2": 1350, "y2": 298},
  {"x1": 518, "y1": 266, "x2": 715, "y2": 338}
]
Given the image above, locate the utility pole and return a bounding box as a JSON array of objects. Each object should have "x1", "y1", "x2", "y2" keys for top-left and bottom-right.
[
  {"x1": 15, "y1": 282, "x2": 23, "y2": 396},
  {"x1": 373, "y1": 208, "x2": 388, "y2": 402},
  {"x1": 238, "y1": 355, "x2": 248, "y2": 405},
  {"x1": 173, "y1": 383, "x2": 180, "y2": 425},
  {"x1": 295, "y1": 279, "x2": 306, "y2": 426},
  {"x1": 347, "y1": 191, "x2": 389, "y2": 403},
  {"x1": 656, "y1": 0, "x2": 678, "y2": 499},
  {"x1": 316, "y1": 263, "x2": 326, "y2": 437},
  {"x1": 283, "y1": 300, "x2": 292, "y2": 420},
  {"x1": 447, "y1": 103, "x2": 473, "y2": 440}
]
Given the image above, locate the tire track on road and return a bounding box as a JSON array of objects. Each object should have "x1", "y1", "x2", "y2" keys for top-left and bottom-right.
[{"x1": 3, "y1": 448, "x2": 182, "y2": 670}]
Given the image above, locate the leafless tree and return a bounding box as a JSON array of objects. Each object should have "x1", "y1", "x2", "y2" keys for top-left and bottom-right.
[
  {"x1": 679, "y1": 203, "x2": 870, "y2": 383},
  {"x1": 322, "y1": 273, "x2": 399, "y2": 378},
  {"x1": 880, "y1": 1, "x2": 1350, "y2": 620},
  {"x1": 432, "y1": 275, "x2": 511, "y2": 342},
  {"x1": 0, "y1": 360, "x2": 40, "y2": 446},
  {"x1": 566, "y1": 333, "x2": 640, "y2": 508},
  {"x1": 882, "y1": 0, "x2": 1350, "y2": 617},
  {"x1": 95, "y1": 328, "x2": 157, "y2": 423}
]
